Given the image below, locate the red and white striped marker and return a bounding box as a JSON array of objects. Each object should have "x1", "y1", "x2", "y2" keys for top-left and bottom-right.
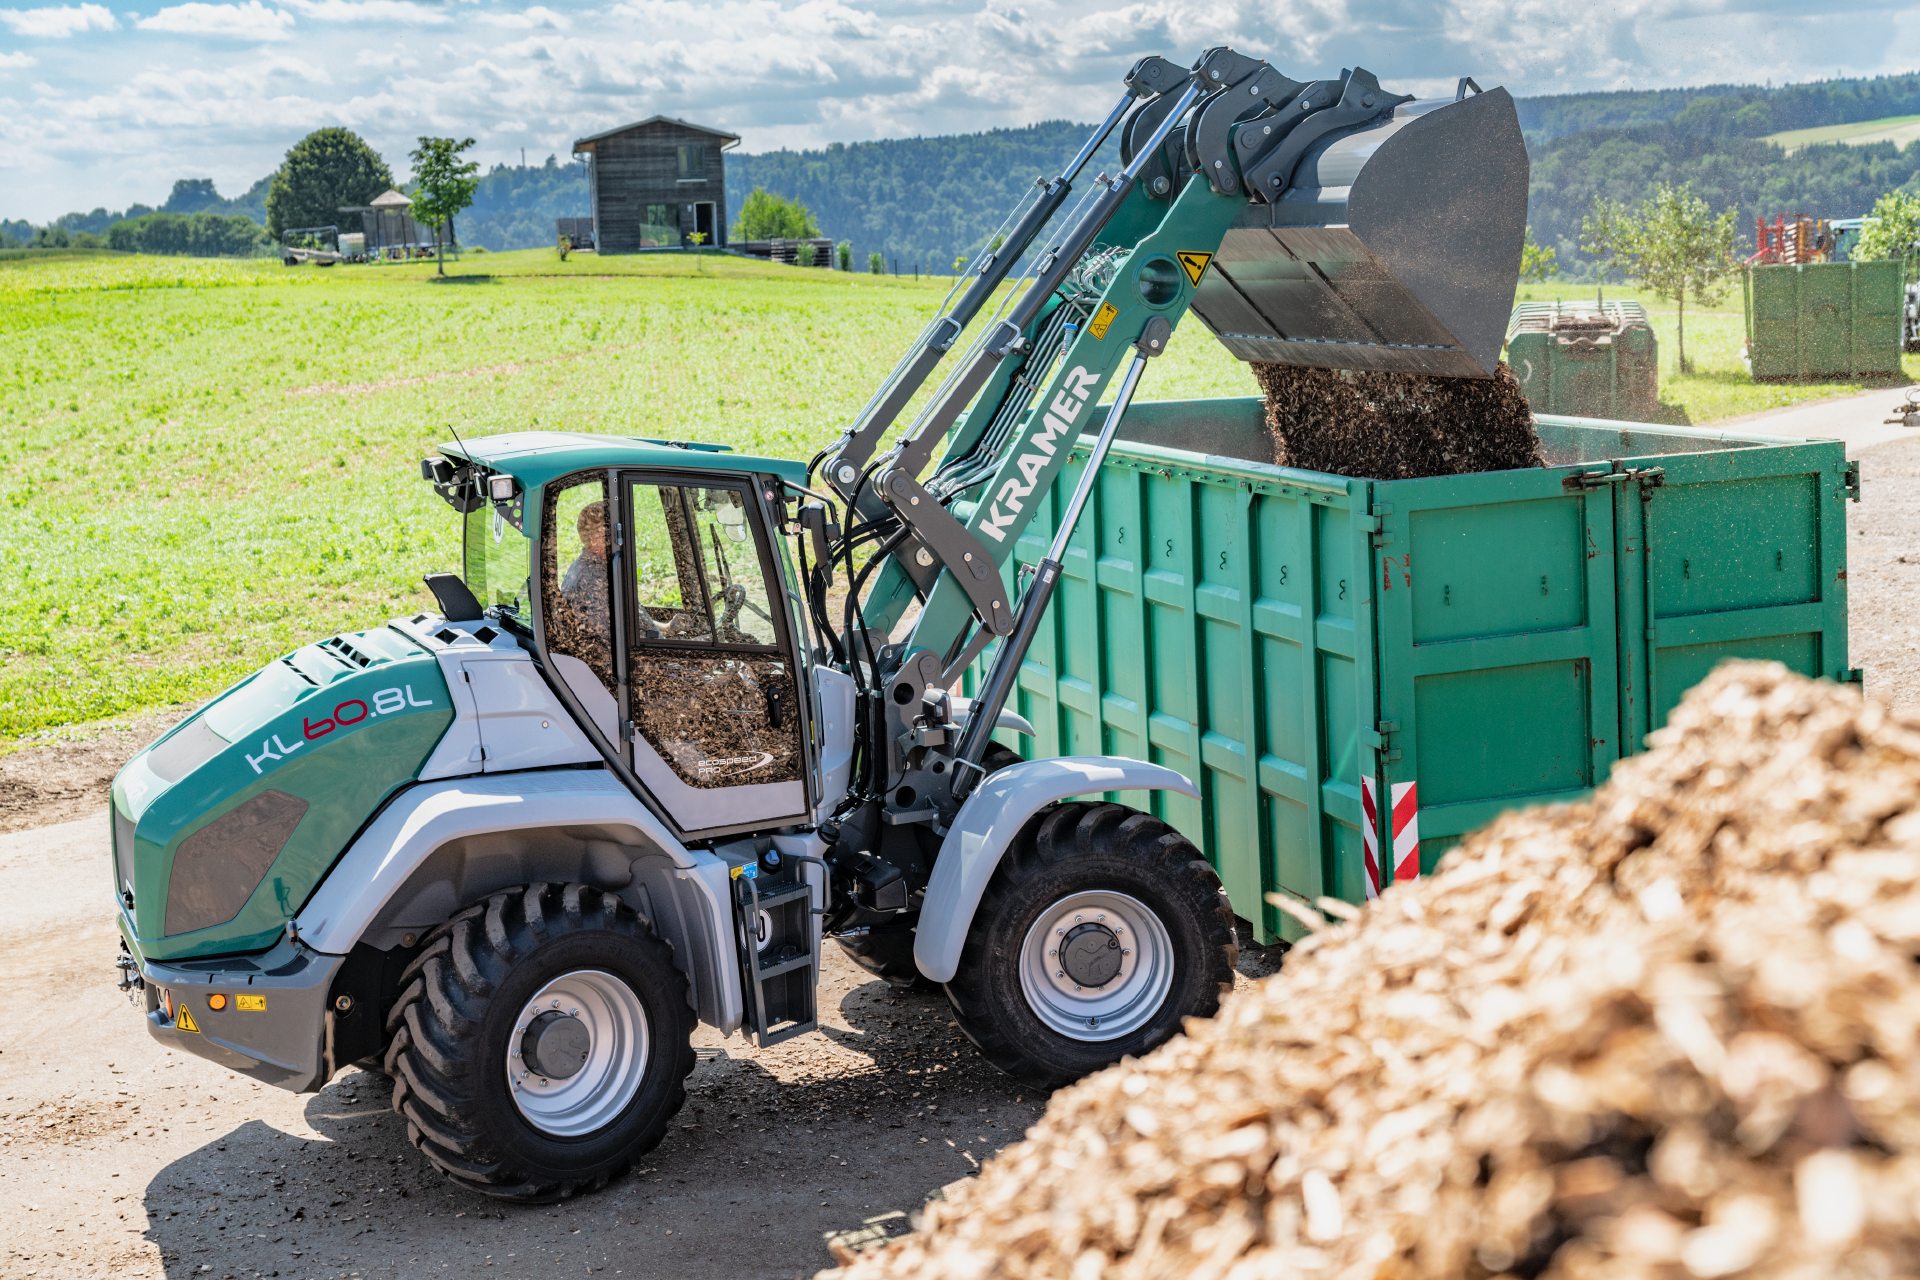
[
  {"x1": 1360, "y1": 777, "x2": 1383, "y2": 900},
  {"x1": 1388, "y1": 780, "x2": 1420, "y2": 883},
  {"x1": 1361, "y1": 777, "x2": 1421, "y2": 895}
]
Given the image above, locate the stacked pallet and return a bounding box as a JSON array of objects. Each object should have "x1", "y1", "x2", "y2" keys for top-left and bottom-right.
[{"x1": 825, "y1": 660, "x2": 1920, "y2": 1279}]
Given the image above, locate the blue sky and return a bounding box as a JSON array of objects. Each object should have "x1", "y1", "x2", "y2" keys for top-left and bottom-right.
[{"x1": 1, "y1": 0, "x2": 1915, "y2": 222}]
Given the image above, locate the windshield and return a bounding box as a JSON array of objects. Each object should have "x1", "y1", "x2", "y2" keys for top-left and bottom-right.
[{"x1": 464, "y1": 504, "x2": 532, "y2": 619}]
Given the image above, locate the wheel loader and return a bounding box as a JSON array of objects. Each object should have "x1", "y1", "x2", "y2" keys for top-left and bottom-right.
[{"x1": 110, "y1": 48, "x2": 1527, "y2": 1200}]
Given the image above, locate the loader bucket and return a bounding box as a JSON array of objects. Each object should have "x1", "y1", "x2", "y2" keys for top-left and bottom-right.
[{"x1": 1188, "y1": 85, "x2": 1527, "y2": 379}]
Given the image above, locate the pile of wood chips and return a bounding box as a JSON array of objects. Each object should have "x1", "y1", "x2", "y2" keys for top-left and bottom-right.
[
  {"x1": 1252, "y1": 361, "x2": 1544, "y2": 479},
  {"x1": 823, "y1": 661, "x2": 1920, "y2": 1280}
]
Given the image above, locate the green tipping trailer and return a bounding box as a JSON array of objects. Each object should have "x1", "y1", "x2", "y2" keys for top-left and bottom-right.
[
  {"x1": 966, "y1": 399, "x2": 1857, "y2": 942},
  {"x1": 1743, "y1": 260, "x2": 1904, "y2": 381}
]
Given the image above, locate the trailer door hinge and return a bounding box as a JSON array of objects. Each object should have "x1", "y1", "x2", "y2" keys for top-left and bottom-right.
[
  {"x1": 1844, "y1": 461, "x2": 1862, "y2": 503},
  {"x1": 1362, "y1": 720, "x2": 1401, "y2": 755},
  {"x1": 1563, "y1": 465, "x2": 1665, "y2": 492}
]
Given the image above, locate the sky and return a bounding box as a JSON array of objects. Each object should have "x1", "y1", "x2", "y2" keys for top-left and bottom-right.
[{"x1": 2, "y1": 0, "x2": 1917, "y2": 222}]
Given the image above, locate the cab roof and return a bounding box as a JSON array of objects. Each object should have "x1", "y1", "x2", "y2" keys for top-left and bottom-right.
[{"x1": 441, "y1": 431, "x2": 809, "y2": 493}]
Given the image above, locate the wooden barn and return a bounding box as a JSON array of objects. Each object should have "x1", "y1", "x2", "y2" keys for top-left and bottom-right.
[{"x1": 571, "y1": 116, "x2": 739, "y2": 254}]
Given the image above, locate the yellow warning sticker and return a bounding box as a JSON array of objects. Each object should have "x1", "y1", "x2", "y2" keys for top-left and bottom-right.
[
  {"x1": 236, "y1": 994, "x2": 266, "y2": 1012},
  {"x1": 1176, "y1": 251, "x2": 1213, "y2": 286},
  {"x1": 175, "y1": 1004, "x2": 200, "y2": 1034},
  {"x1": 1087, "y1": 302, "x2": 1119, "y2": 340}
]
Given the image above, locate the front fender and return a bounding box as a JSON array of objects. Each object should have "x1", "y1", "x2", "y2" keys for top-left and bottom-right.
[
  {"x1": 296, "y1": 768, "x2": 742, "y2": 1035},
  {"x1": 912, "y1": 756, "x2": 1200, "y2": 984}
]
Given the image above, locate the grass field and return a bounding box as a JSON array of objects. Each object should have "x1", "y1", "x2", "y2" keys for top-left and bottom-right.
[
  {"x1": 2, "y1": 248, "x2": 1912, "y2": 745},
  {"x1": 1764, "y1": 114, "x2": 1920, "y2": 154},
  {"x1": 0, "y1": 248, "x2": 1254, "y2": 743}
]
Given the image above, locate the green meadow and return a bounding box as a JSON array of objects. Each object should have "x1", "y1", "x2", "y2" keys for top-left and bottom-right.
[
  {"x1": 3, "y1": 248, "x2": 1911, "y2": 744},
  {"x1": 0, "y1": 249, "x2": 1252, "y2": 743}
]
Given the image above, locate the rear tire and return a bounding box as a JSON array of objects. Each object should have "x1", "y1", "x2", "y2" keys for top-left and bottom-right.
[
  {"x1": 944, "y1": 802, "x2": 1236, "y2": 1089},
  {"x1": 382, "y1": 882, "x2": 695, "y2": 1202},
  {"x1": 833, "y1": 743, "x2": 1025, "y2": 990}
]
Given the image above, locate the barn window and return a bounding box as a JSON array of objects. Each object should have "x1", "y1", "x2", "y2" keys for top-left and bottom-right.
[
  {"x1": 676, "y1": 144, "x2": 706, "y2": 180},
  {"x1": 639, "y1": 204, "x2": 677, "y2": 248}
]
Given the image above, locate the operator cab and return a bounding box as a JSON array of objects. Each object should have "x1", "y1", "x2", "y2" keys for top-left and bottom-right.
[{"x1": 425, "y1": 434, "x2": 821, "y2": 842}]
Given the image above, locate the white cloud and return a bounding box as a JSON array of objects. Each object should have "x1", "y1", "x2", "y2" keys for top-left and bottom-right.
[
  {"x1": 5, "y1": 0, "x2": 1919, "y2": 221},
  {"x1": 0, "y1": 3, "x2": 116, "y2": 37},
  {"x1": 479, "y1": 4, "x2": 567, "y2": 28},
  {"x1": 136, "y1": 1, "x2": 297, "y2": 40},
  {"x1": 279, "y1": 0, "x2": 453, "y2": 24},
  {"x1": 0, "y1": 50, "x2": 37, "y2": 65}
]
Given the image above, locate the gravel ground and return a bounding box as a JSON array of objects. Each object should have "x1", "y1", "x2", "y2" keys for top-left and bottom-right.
[
  {"x1": 1, "y1": 407, "x2": 1911, "y2": 1280},
  {"x1": 0, "y1": 812, "x2": 1284, "y2": 1280}
]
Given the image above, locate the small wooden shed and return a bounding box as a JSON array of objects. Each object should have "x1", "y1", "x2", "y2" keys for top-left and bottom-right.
[{"x1": 571, "y1": 116, "x2": 739, "y2": 254}]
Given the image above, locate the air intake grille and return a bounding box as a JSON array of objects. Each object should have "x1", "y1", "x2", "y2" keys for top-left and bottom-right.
[{"x1": 165, "y1": 789, "x2": 309, "y2": 937}]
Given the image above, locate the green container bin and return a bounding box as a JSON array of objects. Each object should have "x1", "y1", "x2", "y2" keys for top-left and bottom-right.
[
  {"x1": 1743, "y1": 260, "x2": 1904, "y2": 380},
  {"x1": 1505, "y1": 299, "x2": 1658, "y2": 419},
  {"x1": 969, "y1": 398, "x2": 1855, "y2": 942}
]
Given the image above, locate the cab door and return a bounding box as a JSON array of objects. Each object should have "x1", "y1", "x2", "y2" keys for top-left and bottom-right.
[{"x1": 619, "y1": 475, "x2": 809, "y2": 834}]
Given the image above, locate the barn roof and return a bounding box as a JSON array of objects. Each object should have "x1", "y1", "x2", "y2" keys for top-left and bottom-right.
[{"x1": 572, "y1": 115, "x2": 742, "y2": 152}]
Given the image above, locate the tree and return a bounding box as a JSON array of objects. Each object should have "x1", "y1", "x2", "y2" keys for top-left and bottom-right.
[
  {"x1": 837, "y1": 240, "x2": 852, "y2": 271},
  {"x1": 266, "y1": 128, "x2": 393, "y2": 238},
  {"x1": 1519, "y1": 227, "x2": 1557, "y2": 282},
  {"x1": 868, "y1": 251, "x2": 884, "y2": 275},
  {"x1": 1581, "y1": 183, "x2": 1738, "y2": 373},
  {"x1": 1855, "y1": 191, "x2": 1920, "y2": 280},
  {"x1": 731, "y1": 187, "x2": 819, "y2": 241},
  {"x1": 409, "y1": 136, "x2": 480, "y2": 278}
]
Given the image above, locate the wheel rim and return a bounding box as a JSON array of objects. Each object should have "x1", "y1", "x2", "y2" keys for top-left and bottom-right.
[
  {"x1": 506, "y1": 969, "x2": 650, "y2": 1137},
  {"x1": 1018, "y1": 890, "x2": 1174, "y2": 1043}
]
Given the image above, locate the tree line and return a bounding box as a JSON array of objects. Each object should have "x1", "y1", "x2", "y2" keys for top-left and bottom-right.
[{"x1": 7, "y1": 71, "x2": 1920, "y2": 265}]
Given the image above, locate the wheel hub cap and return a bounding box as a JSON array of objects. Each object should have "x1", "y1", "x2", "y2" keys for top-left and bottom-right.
[
  {"x1": 1019, "y1": 890, "x2": 1175, "y2": 1043},
  {"x1": 507, "y1": 970, "x2": 650, "y2": 1137},
  {"x1": 1059, "y1": 922, "x2": 1123, "y2": 987},
  {"x1": 521, "y1": 1011, "x2": 591, "y2": 1079}
]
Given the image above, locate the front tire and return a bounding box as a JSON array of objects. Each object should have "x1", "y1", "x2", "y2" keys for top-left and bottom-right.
[
  {"x1": 382, "y1": 882, "x2": 695, "y2": 1201},
  {"x1": 944, "y1": 802, "x2": 1236, "y2": 1089}
]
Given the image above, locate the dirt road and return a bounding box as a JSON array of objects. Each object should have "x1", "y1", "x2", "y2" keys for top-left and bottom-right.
[{"x1": 3, "y1": 411, "x2": 1915, "y2": 1280}]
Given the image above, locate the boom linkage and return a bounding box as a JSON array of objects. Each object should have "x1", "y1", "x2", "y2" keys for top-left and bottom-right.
[{"x1": 818, "y1": 55, "x2": 1186, "y2": 504}]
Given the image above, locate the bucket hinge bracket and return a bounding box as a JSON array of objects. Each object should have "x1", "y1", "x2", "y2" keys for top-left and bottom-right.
[{"x1": 1844, "y1": 461, "x2": 1862, "y2": 503}]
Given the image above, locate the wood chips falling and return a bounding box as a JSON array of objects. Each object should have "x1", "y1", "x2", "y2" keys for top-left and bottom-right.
[
  {"x1": 823, "y1": 661, "x2": 1920, "y2": 1279},
  {"x1": 1253, "y1": 362, "x2": 1544, "y2": 479}
]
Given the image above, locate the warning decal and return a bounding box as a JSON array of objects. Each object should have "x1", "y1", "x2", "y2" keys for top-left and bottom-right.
[
  {"x1": 236, "y1": 994, "x2": 266, "y2": 1012},
  {"x1": 1176, "y1": 251, "x2": 1213, "y2": 286},
  {"x1": 175, "y1": 1004, "x2": 200, "y2": 1033},
  {"x1": 1087, "y1": 302, "x2": 1119, "y2": 341}
]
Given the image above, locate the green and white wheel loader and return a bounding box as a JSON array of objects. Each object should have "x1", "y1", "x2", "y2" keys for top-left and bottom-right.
[{"x1": 112, "y1": 47, "x2": 1526, "y2": 1200}]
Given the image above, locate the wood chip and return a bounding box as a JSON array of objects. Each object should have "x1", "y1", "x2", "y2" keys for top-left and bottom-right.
[
  {"x1": 822, "y1": 662, "x2": 1920, "y2": 1279},
  {"x1": 1252, "y1": 361, "x2": 1543, "y2": 479}
]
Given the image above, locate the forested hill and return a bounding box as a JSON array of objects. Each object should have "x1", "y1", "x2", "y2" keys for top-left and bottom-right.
[
  {"x1": 1516, "y1": 72, "x2": 1920, "y2": 140},
  {"x1": 730, "y1": 73, "x2": 1920, "y2": 280},
  {"x1": 12, "y1": 72, "x2": 1920, "y2": 271},
  {"x1": 726, "y1": 123, "x2": 1123, "y2": 273}
]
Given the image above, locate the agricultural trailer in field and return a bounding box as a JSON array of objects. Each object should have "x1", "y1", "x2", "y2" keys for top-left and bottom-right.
[
  {"x1": 106, "y1": 47, "x2": 1846, "y2": 1205},
  {"x1": 1505, "y1": 299, "x2": 1658, "y2": 420},
  {"x1": 1743, "y1": 259, "x2": 1905, "y2": 381}
]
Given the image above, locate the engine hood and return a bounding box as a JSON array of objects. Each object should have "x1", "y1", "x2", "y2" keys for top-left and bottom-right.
[{"x1": 112, "y1": 626, "x2": 454, "y2": 961}]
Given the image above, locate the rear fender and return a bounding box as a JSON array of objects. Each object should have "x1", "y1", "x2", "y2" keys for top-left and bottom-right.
[
  {"x1": 912, "y1": 756, "x2": 1201, "y2": 984},
  {"x1": 296, "y1": 768, "x2": 741, "y2": 1035}
]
